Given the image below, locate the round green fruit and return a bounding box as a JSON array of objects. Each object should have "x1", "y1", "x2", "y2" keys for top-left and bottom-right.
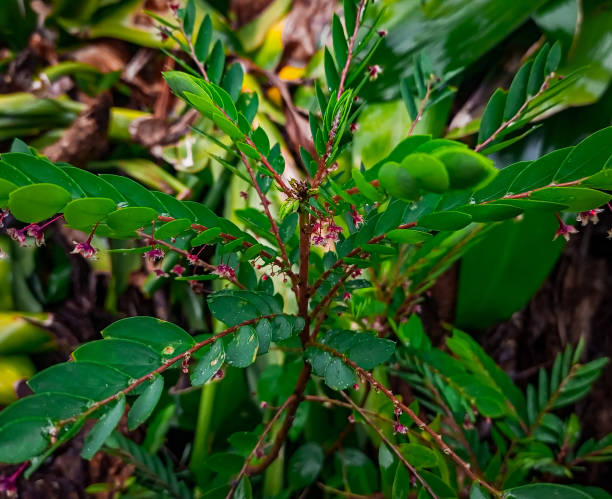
[
  {"x1": 401, "y1": 153, "x2": 450, "y2": 193},
  {"x1": 378, "y1": 162, "x2": 420, "y2": 201},
  {"x1": 433, "y1": 148, "x2": 496, "y2": 190}
]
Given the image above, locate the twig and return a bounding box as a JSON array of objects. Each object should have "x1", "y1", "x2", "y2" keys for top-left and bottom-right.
[
  {"x1": 408, "y1": 77, "x2": 434, "y2": 136},
  {"x1": 475, "y1": 75, "x2": 553, "y2": 153},
  {"x1": 309, "y1": 342, "x2": 502, "y2": 497},
  {"x1": 340, "y1": 392, "x2": 439, "y2": 499},
  {"x1": 56, "y1": 315, "x2": 278, "y2": 427},
  {"x1": 226, "y1": 395, "x2": 296, "y2": 499}
]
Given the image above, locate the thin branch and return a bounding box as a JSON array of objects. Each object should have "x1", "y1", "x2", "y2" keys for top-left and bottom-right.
[
  {"x1": 312, "y1": 0, "x2": 368, "y2": 188},
  {"x1": 239, "y1": 150, "x2": 296, "y2": 287},
  {"x1": 226, "y1": 395, "x2": 296, "y2": 499},
  {"x1": 309, "y1": 223, "x2": 417, "y2": 296},
  {"x1": 136, "y1": 230, "x2": 246, "y2": 289},
  {"x1": 156, "y1": 215, "x2": 293, "y2": 277},
  {"x1": 408, "y1": 77, "x2": 434, "y2": 136},
  {"x1": 340, "y1": 392, "x2": 439, "y2": 499},
  {"x1": 475, "y1": 75, "x2": 553, "y2": 153},
  {"x1": 56, "y1": 315, "x2": 278, "y2": 427},
  {"x1": 310, "y1": 265, "x2": 356, "y2": 340},
  {"x1": 309, "y1": 342, "x2": 502, "y2": 498}
]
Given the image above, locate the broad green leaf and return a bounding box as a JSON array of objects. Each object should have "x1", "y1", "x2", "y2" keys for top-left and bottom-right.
[
  {"x1": 379, "y1": 162, "x2": 420, "y2": 201},
  {"x1": 504, "y1": 61, "x2": 532, "y2": 120},
  {"x1": 191, "y1": 340, "x2": 225, "y2": 386},
  {"x1": 0, "y1": 418, "x2": 49, "y2": 463},
  {"x1": 324, "y1": 47, "x2": 339, "y2": 91},
  {"x1": 102, "y1": 316, "x2": 195, "y2": 357},
  {"x1": 392, "y1": 463, "x2": 412, "y2": 499},
  {"x1": 509, "y1": 148, "x2": 572, "y2": 193},
  {"x1": 9, "y1": 183, "x2": 72, "y2": 223},
  {"x1": 456, "y1": 204, "x2": 522, "y2": 222},
  {"x1": 100, "y1": 174, "x2": 166, "y2": 213},
  {"x1": 332, "y1": 14, "x2": 348, "y2": 68},
  {"x1": 346, "y1": 333, "x2": 396, "y2": 369},
  {"x1": 182, "y1": 0, "x2": 196, "y2": 37},
  {"x1": 279, "y1": 212, "x2": 298, "y2": 242},
  {"x1": 127, "y1": 374, "x2": 164, "y2": 430},
  {"x1": 225, "y1": 326, "x2": 259, "y2": 368},
  {"x1": 503, "y1": 483, "x2": 592, "y2": 499},
  {"x1": 191, "y1": 227, "x2": 222, "y2": 246},
  {"x1": 324, "y1": 356, "x2": 356, "y2": 390},
  {"x1": 208, "y1": 40, "x2": 225, "y2": 85},
  {"x1": 529, "y1": 187, "x2": 611, "y2": 212},
  {"x1": 289, "y1": 443, "x2": 324, "y2": 488},
  {"x1": 63, "y1": 198, "x2": 117, "y2": 229},
  {"x1": 73, "y1": 339, "x2": 161, "y2": 378},
  {"x1": 401, "y1": 153, "x2": 450, "y2": 193},
  {"x1": 194, "y1": 14, "x2": 212, "y2": 62},
  {"x1": 154, "y1": 218, "x2": 192, "y2": 239},
  {"x1": 0, "y1": 393, "x2": 89, "y2": 428},
  {"x1": 62, "y1": 167, "x2": 124, "y2": 203},
  {"x1": 386, "y1": 229, "x2": 432, "y2": 244},
  {"x1": 237, "y1": 142, "x2": 260, "y2": 160},
  {"x1": 208, "y1": 291, "x2": 260, "y2": 326},
  {"x1": 527, "y1": 43, "x2": 550, "y2": 96},
  {"x1": 545, "y1": 41, "x2": 562, "y2": 74},
  {"x1": 0, "y1": 178, "x2": 17, "y2": 207},
  {"x1": 554, "y1": 127, "x2": 612, "y2": 182},
  {"x1": 399, "y1": 443, "x2": 438, "y2": 469},
  {"x1": 106, "y1": 206, "x2": 158, "y2": 233},
  {"x1": 433, "y1": 149, "x2": 496, "y2": 190},
  {"x1": 581, "y1": 169, "x2": 612, "y2": 190},
  {"x1": 478, "y1": 88, "x2": 507, "y2": 144},
  {"x1": 352, "y1": 168, "x2": 380, "y2": 202},
  {"x1": 28, "y1": 362, "x2": 129, "y2": 401},
  {"x1": 1, "y1": 153, "x2": 84, "y2": 198},
  {"x1": 81, "y1": 395, "x2": 126, "y2": 460},
  {"x1": 418, "y1": 211, "x2": 472, "y2": 230},
  {"x1": 473, "y1": 161, "x2": 531, "y2": 203}
]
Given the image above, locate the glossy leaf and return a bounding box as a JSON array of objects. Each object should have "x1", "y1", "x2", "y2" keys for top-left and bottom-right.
[
  {"x1": 191, "y1": 341, "x2": 225, "y2": 386},
  {"x1": 8, "y1": 183, "x2": 71, "y2": 223},
  {"x1": 81, "y1": 395, "x2": 125, "y2": 460},
  {"x1": 127, "y1": 374, "x2": 164, "y2": 430}
]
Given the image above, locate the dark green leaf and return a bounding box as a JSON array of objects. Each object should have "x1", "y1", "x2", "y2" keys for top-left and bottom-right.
[
  {"x1": 554, "y1": 127, "x2": 612, "y2": 182},
  {"x1": 191, "y1": 341, "x2": 225, "y2": 386},
  {"x1": 332, "y1": 14, "x2": 348, "y2": 68},
  {"x1": 194, "y1": 15, "x2": 212, "y2": 62},
  {"x1": 324, "y1": 48, "x2": 340, "y2": 91},
  {"x1": 504, "y1": 61, "x2": 532, "y2": 120},
  {"x1": 527, "y1": 43, "x2": 550, "y2": 96},
  {"x1": 289, "y1": 443, "x2": 324, "y2": 488},
  {"x1": 128, "y1": 374, "x2": 164, "y2": 430},
  {"x1": 81, "y1": 396, "x2": 125, "y2": 459},
  {"x1": 63, "y1": 198, "x2": 117, "y2": 230},
  {"x1": 418, "y1": 211, "x2": 472, "y2": 230},
  {"x1": 225, "y1": 326, "x2": 259, "y2": 368},
  {"x1": 478, "y1": 88, "x2": 507, "y2": 144}
]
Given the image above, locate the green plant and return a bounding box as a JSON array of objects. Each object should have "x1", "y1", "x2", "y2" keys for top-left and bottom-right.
[{"x1": 0, "y1": 1, "x2": 611, "y2": 498}]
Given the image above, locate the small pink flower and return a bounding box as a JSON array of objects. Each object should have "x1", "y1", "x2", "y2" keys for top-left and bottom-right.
[
  {"x1": 213, "y1": 264, "x2": 236, "y2": 279},
  {"x1": 186, "y1": 253, "x2": 199, "y2": 265},
  {"x1": 144, "y1": 248, "x2": 164, "y2": 262},
  {"x1": 71, "y1": 241, "x2": 98, "y2": 259},
  {"x1": 169, "y1": 2, "x2": 179, "y2": 11},
  {"x1": 26, "y1": 224, "x2": 45, "y2": 247},
  {"x1": 312, "y1": 234, "x2": 326, "y2": 246},
  {"x1": 327, "y1": 223, "x2": 343, "y2": 235},
  {"x1": 554, "y1": 223, "x2": 578, "y2": 242},
  {"x1": 368, "y1": 65, "x2": 382, "y2": 80},
  {"x1": 256, "y1": 447, "x2": 264, "y2": 458},
  {"x1": 212, "y1": 369, "x2": 225, "y2": 380},
  {"x1": 260, "y1": 401, "x2": 268, "y2": 409},
  {"x1": 7, "y1": 228, "x2": 27, "y2": 247},
  {"x1": 377, "y1": 29, "x2": 388, "y2": 37},
  {"x1": 348, "y1": 414, "x2": 356, "y2": 423},
  {"x1": 262, "y1": 274, "x2": 269, "y2": 281},
  {"x1": 352, "y1": 383, "x2": 359, "y2": 390},
  {"x1": 344, "y1": 292, "x2": 351, "y2": 301},
  {"x1": 153, "y1": 269, "x2": 168, "y2": 277},
  {"x1": 351, "y1": 268, "x2": 363, "y2": 278},
  {"x1": 393, "y1": 422, "x2": 408, "y2": 435},
  {"x1": 240, "y1": 191, "x2": 248, "y2": 200},
  {"x1": 0, "y1": 210, "x2": 9, "y2": 228},
  {"x1": 171, "y1": 264, "x2": 185, "y2": 275},
  {"x1": 351, "y1": 210, "x2": 363, "y2": 228},
  {"x1": 350, "y1": 123, "x2": 359, "y2": 133},
  {"x1": 577, "y1": 209, "x2": 603, "y2": 226}
]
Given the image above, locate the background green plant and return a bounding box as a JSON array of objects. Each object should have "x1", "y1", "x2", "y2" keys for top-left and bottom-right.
[{"x1": 0, "y1": 0, "x2": 611, "y2": 498}]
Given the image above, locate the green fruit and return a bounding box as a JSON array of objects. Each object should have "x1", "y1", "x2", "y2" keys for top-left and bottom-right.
[
  {"x1": 378, "y1": 162, "x2": 420, "y2": 201},
  {"x1": 433, "y1": 148, "x2": 497, "y2": 190},
  {"x1": 401, "y1": 153, "x2": 450, "y2": 193}
]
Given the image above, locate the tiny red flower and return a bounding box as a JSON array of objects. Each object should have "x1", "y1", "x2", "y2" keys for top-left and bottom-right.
[
  {"x1": 393, "y1": 422, "x2": 408, "y2": 434},
  {"x1": 240, "y1": 191, "x2": 248, "y2": 200},
  {"x1": 153, "y1": 269, "x2": 168, "y2": 277},
  {"x1": 213, "y1": 264, "x2": 236, "y2": 279},
  {"x1": 0, "y1": 210, "x2": 9, "y2": 228},
  {"x1": 377, "y1": 29, "x2": 388, "y2": 37},
  {"x1": 71, "y1": 241, "x2": 98, "y2": 259},
  {"x1": 368, "y1": 65, "x2": 382, "y2": 80},
  {"x1": 344, "y1": 292, "x2": 351, "y2": 301},
  {"x1": 6, "y1": 228, "x2": 27, "y2": 247},
  {"x1": 171, "y1": 264, "x2": 185, "y2": 275},
  {"x1": 144, "y1": 248, "x2": 165, "y2": 262},
  {"x1": 350, "y1": 123, "x2": 359, "y2": 133},
  {"x1": 577, "y1": 209, "x2": 603, "y2": 226},
  {"x1": 186, "y1": 253, "x2": 199, "y2": 265},
  {"x1": 26, "y1": 224, "x2": 45, "y2": 247},
  {"x1": 348, "y1": 414, "x2": 356, "y2": 423}
]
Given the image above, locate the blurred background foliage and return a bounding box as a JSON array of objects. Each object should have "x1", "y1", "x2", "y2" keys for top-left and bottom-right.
[{"x1": 0, "y1": 0, "x2": 611, "y2": 494}]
